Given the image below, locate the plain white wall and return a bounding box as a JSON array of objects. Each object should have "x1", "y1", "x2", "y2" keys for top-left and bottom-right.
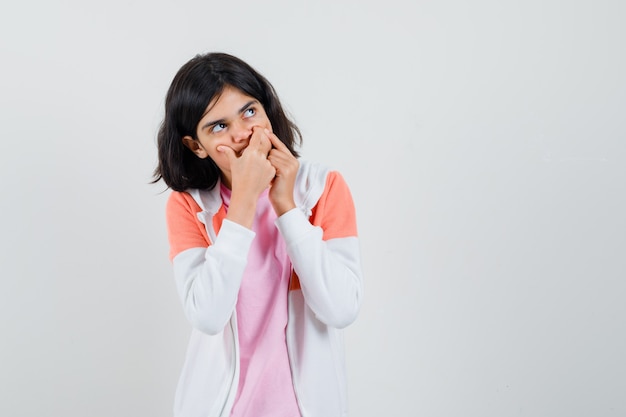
[{"x1": 1, "y1": 0, "x2": 624, "y2": 416}]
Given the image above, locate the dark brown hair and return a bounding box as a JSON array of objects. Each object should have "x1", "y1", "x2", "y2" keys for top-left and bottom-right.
[{"x1": 153, "y1": 52, "x2": 302, "y2": 191}]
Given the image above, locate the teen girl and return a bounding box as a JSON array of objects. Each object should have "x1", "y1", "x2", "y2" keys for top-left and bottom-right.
[{"x1": 153, "y1": 52, "x2": 363, "y2": 417}]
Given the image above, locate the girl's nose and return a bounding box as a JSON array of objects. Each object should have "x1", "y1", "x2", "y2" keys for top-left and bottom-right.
[{"x1": 232, "y1": 120, "x2": 252, "y2": 143}]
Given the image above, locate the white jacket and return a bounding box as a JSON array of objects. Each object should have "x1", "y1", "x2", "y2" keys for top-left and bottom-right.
[{"x1": 165, "y1": 161, "x2": 363, "y2": 417}]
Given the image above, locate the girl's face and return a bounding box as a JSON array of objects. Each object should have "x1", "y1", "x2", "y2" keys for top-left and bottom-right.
[{"x1": 182, "y1": 85, "x2": 272, "y2": 184}]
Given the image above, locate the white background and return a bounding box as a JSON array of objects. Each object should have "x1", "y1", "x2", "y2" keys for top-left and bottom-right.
[{"x1": 1, "y1": 0, "x2": 625, "y2": 416}]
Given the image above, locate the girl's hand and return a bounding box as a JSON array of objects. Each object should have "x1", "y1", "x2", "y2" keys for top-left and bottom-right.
[
  {"x1": 220, "y1": 126, "x2": 275, "y2": 195},
  {"x1": 266, "y1": 129, "x2": 299, "y2": 216},
  {"x1": 219, "y1": 126, "x2": 275, "y2": 228}
]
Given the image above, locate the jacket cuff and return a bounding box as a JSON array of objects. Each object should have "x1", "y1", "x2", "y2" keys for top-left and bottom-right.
[
  {"x1": 213, "y1": 219, "x2": 256, "y2": 258},
  {"x1": 275, "y1": 208, "x2": 317, "y2": 245}
]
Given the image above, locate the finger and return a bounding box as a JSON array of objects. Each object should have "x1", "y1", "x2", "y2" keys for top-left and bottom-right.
[
  {"x1": 250, "y1": 126, "x2": 271, "y2": 153},
  {"x1": 247, "y1": 126, "x2": 264, "y2": 146},
  {"x1": 268, "y1": 149, "x2": 289, "y2": 165},
  {"x1": 265, "y1": 129, "x2": 291, "y2": 153},
  {"x1": 218, "y1": 145, "x2": 237, "y2": 161},
  {"x1": 268, "y1": 149, "x2": 298, "y2": 176}
]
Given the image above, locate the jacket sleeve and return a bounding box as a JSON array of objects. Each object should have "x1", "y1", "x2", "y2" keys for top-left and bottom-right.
[
  {"x1": 275, "y1": 171, "x2": 363, "y2": 328},
  {"x1": 166, "y1": 191, "x2": 255, "y2": 335}
]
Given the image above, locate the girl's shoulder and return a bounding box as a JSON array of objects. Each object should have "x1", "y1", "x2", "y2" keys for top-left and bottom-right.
[
  {"x1": 294, "y1": 160, "x2": 329, "y2": 212},
  {"x1": 295, "y1": 160, "x2": 353, "y2": 213},
  {"x1": 166, "y1": 190, "x2": 202, "y2": 215},
  {"x1": 168, "y1": 184, "x2": 223, "y2": 216}
]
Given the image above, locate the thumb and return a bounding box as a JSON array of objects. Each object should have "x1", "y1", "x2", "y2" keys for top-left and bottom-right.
[{"x1": 218, "y1": 145, "x2": 236, "y2": 160}]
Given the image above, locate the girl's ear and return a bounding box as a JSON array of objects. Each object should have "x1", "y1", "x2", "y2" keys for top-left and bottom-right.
[{"x1": 182, "y1": 136, "x2": 209, "y2": 158}]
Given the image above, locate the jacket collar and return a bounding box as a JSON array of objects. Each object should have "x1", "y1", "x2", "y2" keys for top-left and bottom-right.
[{"x1": 187, "y1": 160, "x2": 329, "y2": 224}]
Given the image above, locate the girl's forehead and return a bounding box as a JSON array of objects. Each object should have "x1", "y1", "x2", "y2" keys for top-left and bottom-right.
[
  {"x1": 208, "y1": 86, "x2": 254, "y2": 109},
  {"x1": 200, "y1": 86, "x2": 259, "y2": 121}
]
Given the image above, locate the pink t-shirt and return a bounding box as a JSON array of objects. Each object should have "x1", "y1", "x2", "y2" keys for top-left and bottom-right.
[{"x1": 221, "y1": 184, "x2": 301, "y2": 417}]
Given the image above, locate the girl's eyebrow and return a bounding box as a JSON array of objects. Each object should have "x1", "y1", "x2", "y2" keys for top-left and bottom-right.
[{"x1": 200, "y1": 100, "x2": 258, "y2": 131}]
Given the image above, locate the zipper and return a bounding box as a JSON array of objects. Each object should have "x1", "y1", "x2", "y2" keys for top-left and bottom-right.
[
  {"x1": 286, "y1": 267, "x2": 305, "y2": 417},
  {"x1": 200, "y1": 207, "x2": 239, "y2": 417},
  {"x1": 218, "y1": 316, "x2": 238, "y2": 416}
]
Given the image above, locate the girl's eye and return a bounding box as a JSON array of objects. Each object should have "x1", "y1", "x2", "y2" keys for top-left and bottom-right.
[
  {"x1": 212, "y1": 123, "x2": 226, "y2": 133},
  {"x1": 244, "y1": 108, "x2": 256, "y2": 118}
]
